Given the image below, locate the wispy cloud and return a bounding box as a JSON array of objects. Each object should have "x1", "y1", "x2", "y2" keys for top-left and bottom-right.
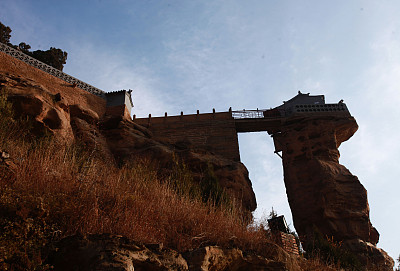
[{"x1": 63, "y1": 41, "x2": 169, "y2": 117}]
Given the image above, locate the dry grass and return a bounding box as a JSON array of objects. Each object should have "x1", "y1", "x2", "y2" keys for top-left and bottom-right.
[
  {"x1": 298, "y1": 256, "x2": 339, "y2": 271},
  {"x1": 0, "y1": 92, "x2": 338, "y2": 270},
  {"x1": 4, "y1": 142, "x2": 268, "y2": 250},
  {"x1": 1, "y1": 132, "x2": 275, "y2": 269}
]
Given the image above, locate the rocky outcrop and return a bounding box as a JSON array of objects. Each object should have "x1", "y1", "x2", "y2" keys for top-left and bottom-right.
[
  {"x1": 48, "y1": 234, "x2": 188, "y2": 271},
  {"x1": 100, "y1": 115, "x2": 257, "y2": 212},
  {"x1": 184, "y1": 245, "x2": 300, "y2": 271},
  {"x1": 47, "y1": 234, "x2": 300, "y2": 271},
  {"x1": 2, "y1": 49, "x2": 394, "y2": 269},
  {"x1": 272, "y1": 116, "x2": 393, "y2": 270},
  {"x1": 0, "y1": 58, "x2": 257, "y2": 213}
]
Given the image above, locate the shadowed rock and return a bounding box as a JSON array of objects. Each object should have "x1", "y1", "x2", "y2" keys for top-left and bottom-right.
[{"x1": 273, "y1": 116, "x2": 393, "y2": 270}]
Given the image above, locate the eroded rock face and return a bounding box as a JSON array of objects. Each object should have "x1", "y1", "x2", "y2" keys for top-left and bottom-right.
[
  {"x1": 273, "y1": 116, "x2": 393, "y2": 269},
  {"x1": 0, "y1": 70, "x2": 257, "y2": 213},
  {"x1": 48, "y1": 234, "x2": 300, "y2": 271},
  {"x1": 184, "y1": 245, "x2": 300, "y2": 271},
  {"x1": 48, "y1": 234, "x2": 188, "y2": 271},
  {"x1": 100, "y1": 116, "x2": 257, "y2": 213}
]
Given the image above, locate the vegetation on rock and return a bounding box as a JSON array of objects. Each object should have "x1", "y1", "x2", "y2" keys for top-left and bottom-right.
[
  {"x1": 0, "y1": 92, "x2": 263, "y2": 269},
  {"x1": 0, "y1": 22, "x2": 12, "y2": 44},
  {"x1": 0, "y1": 21, "x2": 67, "y2": 71},
  {"x1": 0, "y1": 83, "x2": 344, "y2": 270},
  {"x1": 303, "y1": 227, "x2": 362, "y2": 270}
]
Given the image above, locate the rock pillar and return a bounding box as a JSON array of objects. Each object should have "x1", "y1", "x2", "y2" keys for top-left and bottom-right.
[{"x1": 272, "y1": 116, "x2": 393, "y2": 269}]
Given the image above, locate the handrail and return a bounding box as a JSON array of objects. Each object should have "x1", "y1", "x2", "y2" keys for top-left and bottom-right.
[
  {"x1": 232, "y1": 109, "x2": 266, "y2": 119},
  {"x1": 232, "y1": 109, "x2": 286, "y2": 119},
  {"x1": 0, "y1": 42, "x2": 106, "y2": 98}
]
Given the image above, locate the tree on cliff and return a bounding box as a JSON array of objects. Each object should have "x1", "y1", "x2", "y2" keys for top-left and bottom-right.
[
  {"x1": 0, "y1": 21, "x2": 68, "y2": 71},
  {"x1": 18, "y1": 42, "x2": 31, "y2": 53},
  {"x1": 0, "y1": 22, "x2": 12, "y2": 44},
  {"x1": 30, "y1": 48, "x2": 68, "y2": 71}
]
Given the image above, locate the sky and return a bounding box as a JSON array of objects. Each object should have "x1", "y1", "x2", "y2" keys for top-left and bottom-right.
[{"x1": 1, "y1": 0, "x2": 399, "y2": 261}]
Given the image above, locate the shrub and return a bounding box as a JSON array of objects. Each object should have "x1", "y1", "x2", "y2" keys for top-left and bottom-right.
[{"x1": 304, "y1": 227, "x2": 362, "y2": 270}]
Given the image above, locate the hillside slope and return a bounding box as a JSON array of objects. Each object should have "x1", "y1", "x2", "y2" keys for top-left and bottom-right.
[{"x1": 0, "y1": 51, "x2": 256, "y2": 213}]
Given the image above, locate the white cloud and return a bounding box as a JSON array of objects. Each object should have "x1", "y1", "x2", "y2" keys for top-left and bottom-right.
[
  {"x1": 63, "y1": 41, "x2": 168, "y2": 118},
  {"x1": 338, "y1": 21, "x2": 400, "y2": 259}
]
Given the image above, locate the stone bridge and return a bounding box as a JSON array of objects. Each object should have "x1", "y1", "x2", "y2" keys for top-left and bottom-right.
[{"x1": 133, "y1": 92, "x2": 350, "y2": 162}]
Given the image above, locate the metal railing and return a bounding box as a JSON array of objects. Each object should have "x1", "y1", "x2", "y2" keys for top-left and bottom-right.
[
  {"x1": 0, "y1": 42, "x2": 106, "y2": 98},
  {"x1": 232, "y1": 109, "x2": 266, "y2": 119}
]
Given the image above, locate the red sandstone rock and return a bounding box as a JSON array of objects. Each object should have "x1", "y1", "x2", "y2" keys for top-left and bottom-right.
[
  {"x1": 2, "y1": 49, "x2": 393, "y2": 269},
  {"x1": 7, "y1": 92, "x2": 74, "y2": 142},
  {"x1": 183, "y1": 244, "x2": 300, "y2": 271},
  {"x1": 48, "y1": 234, "x2": 300, "y2": 271},
  {"x1": 99, "y1": 116, "x2": 257, "y2": 212},
  {"x1": 0, "y1": 52, "x2": 106, "y2": 117},
  {"x1": 0, "y1": 68, "x2": 257, "y2": 213},
  {"x1": 272, "y1": 116, "x2": 393, "y2": 269},
  {"x1": 48, "y1": 234, "x2": 189, "y2": 271}
]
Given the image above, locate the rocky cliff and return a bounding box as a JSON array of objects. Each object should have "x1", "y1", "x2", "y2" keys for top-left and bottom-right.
[
  {"x1": 0, "y1": 51, "x2": 256, "y2": 214},
  {"x1": 1, "y1": 49, "x2": 394, "y2": 270},
  {"x1": 47, "y1": 233, "x2": 301, "y2": 271},
  {"x1": 272, "y1": 116, "x2": 394, "y2": 270}
]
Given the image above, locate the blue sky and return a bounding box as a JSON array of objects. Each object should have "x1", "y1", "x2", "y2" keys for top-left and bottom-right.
[{"x1": 1, "y1": 0, "x2": 399, "y2": 260}]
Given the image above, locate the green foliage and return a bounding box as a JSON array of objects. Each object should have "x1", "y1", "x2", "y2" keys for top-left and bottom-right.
[
  {"x1": 0, "y1": 21, "x2": 12, "y2": 44},
  {"x1": 304, "y1": 227, "x2": 362, "y2": 270},
  {"x1": 168, "y1": 157, "x2": 229, "y2": 207},
  {"x1": 0, "y1": 21, "x2": 68, "y2": 70},
  {"x1": 200, "y1": 163, "x2": 228, "y2": 206},
  {"x1": 18, "y1": 42, "x2": 31, "y2": 53},
  {"x1": 30, "y1": 48, "x2": 68, "y2": 71},
  {"x1": 169, "y1": 154, "x2": 201, "y2": 199}
]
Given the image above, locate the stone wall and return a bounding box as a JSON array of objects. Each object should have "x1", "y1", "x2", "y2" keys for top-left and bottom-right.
[
  {"x1": 105, "y1": 105, "x2": 131, "y2": 120},
  {"x1": 276, "y1": 232, "x2": 299, "y2": 256},
  {"x1": 0, "y1": 51, "x2": 107, "y2": 118},
  {"x1": 0, "y1": 42, "x2": 105, "y2": 98},
  {"x1": 134, "y1": 112, "x2": 241, "y2": 161}
]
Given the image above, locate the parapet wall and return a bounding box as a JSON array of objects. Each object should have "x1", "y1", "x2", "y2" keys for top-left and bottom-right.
[
  {"x1": 0, "y1": 42, "x2": 105, "y2": 98},
  {"x1": 134, "y1": 111, "x2": 240, "y2": 161}
]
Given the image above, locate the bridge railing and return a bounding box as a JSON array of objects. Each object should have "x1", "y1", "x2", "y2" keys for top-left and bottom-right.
[
  {"x1": 232, "y1": 109, "x2": 266, "y2": 119},
  {"x1": 0, "y1": 42, "x2": 106, "y2": 98},
  {"x1": 232, "y1": 108, "x2": 287, "y2": 119}
]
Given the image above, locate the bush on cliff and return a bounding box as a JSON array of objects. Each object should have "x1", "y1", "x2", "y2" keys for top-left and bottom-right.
[
  {"x1": 0, "y1": 21, "x2": 11, "y2": 44},
  {"x1": 304, "y1": 227, "x2": 362, "y2": 270},
  {"x1": 0, "y1": 21, "x2": 68, "y2": 71}
]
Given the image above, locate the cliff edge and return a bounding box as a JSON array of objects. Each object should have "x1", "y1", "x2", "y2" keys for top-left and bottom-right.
[{"x1": 0, "y1": 50, "x2": 256, "y2": 213}]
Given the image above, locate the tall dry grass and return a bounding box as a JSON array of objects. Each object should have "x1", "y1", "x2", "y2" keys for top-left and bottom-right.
[
  {"x1": 1, "y1": 128, "x2": 276, "y2": 270},
  {"x1": 4, "y1": 142, "x2": 271, "y2": 251},
  {"x1": 0, "y1": 90, "x2": 339, "y2": 270}
]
